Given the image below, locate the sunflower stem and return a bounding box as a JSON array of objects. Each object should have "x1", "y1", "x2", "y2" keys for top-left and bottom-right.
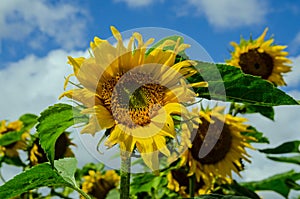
[
  {"x1": 189, "y1": 174, "x2": 195, "y2": 197},
  {"x1": 120, "y1": 151, "x2": 131, "y2": 199},
  {"x1": 0, "y1": 169, "x2": 6, "y2": 183}
]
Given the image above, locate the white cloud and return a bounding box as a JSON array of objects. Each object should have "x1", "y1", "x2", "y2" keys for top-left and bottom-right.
[
  {"x1": 0, "y1": 0, "x2": 88, "y2": 50},
  {"x1": 285, "y1": 55, "x2": 300, "y2": 87},
  {"x1": 0, "y1": 49, "x2": 88, "y2": 120},
  {"x1": 182, "y1": 0, "x2": 268, "y2": 28},
  {"x1": 0, "y1": 49, "x2": 97, "y2": 184},
  {"x1": 114, "y1": 0, "x2": 163, "y2": 8},
  {"x1": 290, "y1": 31, "x2": 300, "y2": 53}
]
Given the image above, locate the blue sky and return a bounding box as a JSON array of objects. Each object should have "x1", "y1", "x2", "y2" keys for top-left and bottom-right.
[
  {"x1": 1, "y1": 0, "x2": 300, "y2": 65},
  {"x1": 1, "y1": 1, "x2": 300, "y2": 198}
]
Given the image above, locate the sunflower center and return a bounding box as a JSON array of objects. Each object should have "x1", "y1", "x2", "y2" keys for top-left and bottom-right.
[
  {"x1": 238, "y1": 49, "x2": 274, "y2": 79},
  {"x1": 190, "y1": 117, "x2": 232, "y2": 164},
  {"x1": 102, "y1": 71, "x2": 166, "y2": 128}
]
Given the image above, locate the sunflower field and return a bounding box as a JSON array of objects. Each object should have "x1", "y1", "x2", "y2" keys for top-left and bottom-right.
[{"x1": 0, "y1": 26, "x2": 299, "y2": 199}]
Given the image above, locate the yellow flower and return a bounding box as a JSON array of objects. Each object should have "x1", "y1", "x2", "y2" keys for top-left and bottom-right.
[
  {"x1": 60, "y1": 26, "x2": 207, "y2": 170},
  {"x1": 0, "y1": 120, "x2": 28, "y2": 158},
  {"x1": 227, "y1": 28, "x2": 291, "y2": 86},
  {"x1": 180, "y1": 107, "x2": 255, "y2": 181},
  {"x1": 81, "y1": 170, "x2": 120, "y2": 199},
  {"x1": 29, "y1": 132, "x2": 75, "y2": 166},
  {"x1": 167, "y1": 167, "x2": 212, "y2": 197}
]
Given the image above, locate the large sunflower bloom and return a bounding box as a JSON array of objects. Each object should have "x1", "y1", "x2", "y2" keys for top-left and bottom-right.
[
  {"x1": 180, "y1": 107, "x2": 255, "y2": 181},
  {"x1": 0, "y1": 120, "x2": 28, "y2": 158},
  {"x1": 81, "y1": 170, "x2": 120, "y2": 199},
  {"x1": 60, "y1": 26, "x2": 207, "y2": 170},
  {"x1": 227, "y1": 28, "x2": 291, "y2": 86}
]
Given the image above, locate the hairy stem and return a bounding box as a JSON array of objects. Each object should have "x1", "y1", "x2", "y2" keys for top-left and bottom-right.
[{"x1": 120, "y1": 152, "x2": 131, "y2": 199}]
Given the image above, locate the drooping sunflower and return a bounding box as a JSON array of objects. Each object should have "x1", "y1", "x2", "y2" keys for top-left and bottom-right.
[
  {"x1": 227, "y1": 28, "x2": 291, "y2": 86},
  {"x1": 60, "y1": 26, "x2": 207, "y2": 170},
  {"x1": 81, "y1": 169, "x2": 120, "y2": 199},
  {"x1": 29, "y1": 132, "x2": 74, "y2": 166},
  {"x1": 167, "y1": 166, "x2": 213, "y2": 197},
  {"x1": 179, "y1": 106, "x2": 255, "y2": 182},
  {"x1": 0, "y1": 120, "x2": 29, "y2": 158}
]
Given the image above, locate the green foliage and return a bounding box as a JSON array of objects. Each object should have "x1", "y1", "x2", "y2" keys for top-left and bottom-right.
[
  {"x1": 19, "y1": 113, "x2": 38, "y2": 130},
  {"x1": 0, "y1": 130, "x2": 26, "y2": 146},
  {"x1": 229, "y1": 103, "x2": 274, "y2": 120},
  {"x1": 0, "y1": 159, "x2": 72, "y2": 199},
  {"x1": 243, "y1": 105, "x2": 274, "y2": 120},
  {"x1": 0, "y1": 158, "x2": 92, "y2": 199},
  {"x1": 190, "y1": 62, "x2": 298, "y2": 106},
  {"x1": 217, "y1": 180, "x2": 260, "y2": 199},
  {"x1": 241, "y1": 126, "x2": 269, "y2": 144},
  {"x1": 241, "y1": 170, "x2": 300, "y2": 198},
  {"x1": 259, "y1": 141, "x2": 300, "y2": 154},
  {"x1": 267, "y1": 155, "x2": 300, "y2": 165},
  {"x1": 36, "y1": 103, "x2": 88, "y2": 166},
  {"x1": 146, "y1": 35, "x2": 183, "y2": 54},
  {"x1": 196, "y1": 194, "x2": 253, "y2": 199},
  {"x1": 131, "y1": 172, "x2": 179, "y2": 199}
]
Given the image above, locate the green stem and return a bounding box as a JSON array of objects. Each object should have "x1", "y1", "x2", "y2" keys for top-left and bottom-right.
[
  {"x1": 189, "y1": 174, "x2": 195, "y2": 198},
  {"x1": 120, "y1": 152, "x2": 131, "y2": 199},
  {"x1": 75, "y1": 187, "x2": 92, "y2": 199}
]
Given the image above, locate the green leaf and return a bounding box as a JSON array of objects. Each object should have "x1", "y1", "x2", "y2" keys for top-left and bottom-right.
[
  {"x1": 241, "y1": 170, "x2": 300, "y2": 197},
  {"x1": 218, "y1": 180, "x2": 260, "y2": 199},
  {"x1": 54, "y1": 158, "x2": 78, "y2": 187},
  {"x1": 0, "y1": 130, "x2": 26, "y2": 146},
  {"x1": 259, "y1": 141, "x2": 300, "y2": 154},
  {"x1": 0, "y1": 158, "x2": 91, "y2": 199},
  {"x1": 36, "y1": 103, "x2": 88, "y2": 166},
  {"x1": 19, "y1": 113, "x2": 38, "y2": 130},
  {"x1": 1, "y1": 155, "x2": 26, "y2": 167},
  {"x1": 146, "y1": 35, "x2": 189, "y2": 62},
  {"x1": 196, "y1": 194, "x2": 252, "y2": 199},
  {"x1": 241, "y1": 126, "x2": 269, "y2": 144},
  {"x1": 106, "y1": 189, "x2": 120, "y2": 199},
  {"x1": 0, "y1": 160, "x2": 69, "y2": 199},
  {"x1": 267, "y1": 155, "x2": 300, "y2": 165},
  {"x1": 146, "y1": 35, "x2": 184, "y2": 55},
  {"x1": 244, "y1": 104, "x2": 274, "y2": 120},
  {"x1": 190, "y1": 62, "x2": 298, "y2": 106}
]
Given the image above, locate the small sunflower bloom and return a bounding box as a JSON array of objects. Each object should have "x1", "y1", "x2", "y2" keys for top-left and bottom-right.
[
  {"x1": 81, "y1": 170, "x2": 120, "y2": 199},
  {"x1": 167, "y1": 167, "x2": 212, "y2": 197},
  {"x1": 227, "y1": 28, "x2": 292, "y2": 86},
  {"x1": 60, "y1": 26, "x2": 207, "y2": 170},
  {"x1": 0, "y1": 120, "x2": 29, "y2": 158},
  {"x1": 28, "y1": 132, "x2": 74, "y2": 166}
]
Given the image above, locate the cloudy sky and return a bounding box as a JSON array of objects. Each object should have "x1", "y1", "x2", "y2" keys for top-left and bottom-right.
[{"x1": 1, "y1": 0, "x2": 300, "y2": 198}]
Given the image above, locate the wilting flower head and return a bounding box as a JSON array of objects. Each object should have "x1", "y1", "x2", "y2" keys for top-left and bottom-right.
[
  {"x1": 29, "y1": 132, "x2": 74, "y2": 166},
  {"x1": 0, "y1": 120, "x2": 28, "y2": 158},
  {"x1": 60, "y1": 26, "x2": 207, "y2": 170},
  {"x1": 167, "y1": 167, "x2": 212, "y2": 197},
  {"x1": 227, "y1": 28, "x2": 291, "y2": 86},
  {"x1": 81, "y1": 170, "x2": 120, "y2": 199},
  {"x1": 179, "y1": 106, "x2": 255, "y2": 181}
]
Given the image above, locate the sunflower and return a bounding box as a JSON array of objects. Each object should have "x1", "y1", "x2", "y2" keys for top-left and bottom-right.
[
  {"x1": 227, "y1": 28, "x2": 291, "y2": 86},
  {"x1": 167, "y1": 166, "x2": 212, "y2": 197},
  {"x1": 179, "y1": 106, "x2": 255, "y2": 182},
  {"x1": 81, "y1": 169, "x2": 120, "y2": 199},
  {"x1": 60, "y1": 26, "x2": 207, "y2": 170},
  {"x1": 29, "y1": 132, "x2": 75, "y2": 166},
  {"x1": 0, "y1": 120, "x2": 29, "y2": 158}
]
